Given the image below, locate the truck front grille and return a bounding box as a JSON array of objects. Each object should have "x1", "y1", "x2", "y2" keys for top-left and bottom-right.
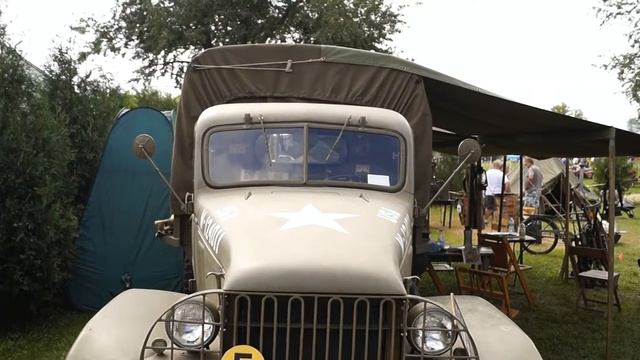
[
  {"x1": 140, "y1": 290, "x2": 479, "y2": 360},
  {"x1": 225, "y1": 294, "x2": 398, "y2": 360}
]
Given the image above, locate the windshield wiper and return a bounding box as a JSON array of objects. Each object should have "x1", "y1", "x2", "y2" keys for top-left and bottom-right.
[
  {"x1": 258, "y1": 114, "x2": 272, "y2": 166},
  {"x1": 325, "y1": 115, "x2": 351, "y2": 161}
]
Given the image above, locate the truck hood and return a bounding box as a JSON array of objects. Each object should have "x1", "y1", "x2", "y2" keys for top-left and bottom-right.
[{"x1": 195, "y1": 188, "x2": 414, "y2": 294}]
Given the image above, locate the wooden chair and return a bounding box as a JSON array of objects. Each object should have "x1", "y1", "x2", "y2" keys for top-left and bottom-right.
[
  {"x1": 567, "y1": 245, "x2": 621, "y2": 313},
  {"x1": 477, "y1": 233, "x2": 534, "y2": 306},
  {"x1": 455, "y1": 266, "x2": 518, "y2": 318}
]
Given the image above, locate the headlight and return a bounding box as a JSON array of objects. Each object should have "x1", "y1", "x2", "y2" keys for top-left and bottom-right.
[
  {"x1": 165, "y1": 300, "x2": 219, "y2": 349},
  {"x1": 408, "y1": 306, "x2": 457, "y2": 355}
]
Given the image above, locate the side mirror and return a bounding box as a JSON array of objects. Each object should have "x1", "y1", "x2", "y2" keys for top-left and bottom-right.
[
  {"x1": 457, "y1": 138, "x2": 481, "y2": 164},
  {"x1": 132, "y1": 134, "x2": 156, "y2": 160},
  {"x1": 130, "y1": 133, "x2": 189, "y2": 214}
]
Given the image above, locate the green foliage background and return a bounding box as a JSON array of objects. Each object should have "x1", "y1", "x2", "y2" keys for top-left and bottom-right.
[
  {"x1": 80, "y1": 0, "x2": 405, "y2": 83},
  {"x1": 598, "y1": 1, "x2": 640, "y2": 113},
  {"x1": 592, "y1": 156, "x2": 635, "y2": 192},
  {"x1": 0, "y1": 33, "x2": 78, "y2": 321},
  {"x1": 0, "y1": 30, "x2": 177, "y2": 323},
  {"x1": 433, "y1": 152, "x2": 465, "y2": 192}
]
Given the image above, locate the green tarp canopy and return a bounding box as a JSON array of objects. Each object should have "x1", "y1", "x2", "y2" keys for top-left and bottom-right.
[
  {"x1": 171, "y1": 44, "x2": 640, "y2": 215},
  {"x1": 67, "y1": 107, "x2": 183, "y2": 311}
]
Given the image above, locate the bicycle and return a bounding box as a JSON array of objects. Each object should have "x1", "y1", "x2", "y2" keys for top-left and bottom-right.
[
  {"x1": 523, "y1": 214, "x2": 561, "y2": 255},
  {"x1": 523, "y1": 185, "x2": 602, "y2": 255}
]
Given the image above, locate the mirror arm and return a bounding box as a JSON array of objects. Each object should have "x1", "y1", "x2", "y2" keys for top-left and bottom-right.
[
  {"x1": 138, "y1": 144, "x2": 189, "y2": 213},
  {"x1": 421, "y1": 149, "x2": 476, "y2": 215}
]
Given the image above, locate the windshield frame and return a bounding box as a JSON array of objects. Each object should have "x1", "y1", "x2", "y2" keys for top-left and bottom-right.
[{"x1": 202, "y1": 122, "x2": 406, "y2": 192}]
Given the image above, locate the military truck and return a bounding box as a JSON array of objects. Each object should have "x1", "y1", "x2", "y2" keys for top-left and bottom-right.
[{"x1": 67, "y1": 45, "x2": 542, "y2": 359}]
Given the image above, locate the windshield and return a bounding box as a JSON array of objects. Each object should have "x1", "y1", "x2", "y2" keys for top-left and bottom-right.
[{"x1": 207, "y1": 126, "x2": 402, "y2": 188}]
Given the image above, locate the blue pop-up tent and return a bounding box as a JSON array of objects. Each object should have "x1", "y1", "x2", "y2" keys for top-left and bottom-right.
[{"x1": 67, "y1": 107, "x2": 183, "y2": 311}]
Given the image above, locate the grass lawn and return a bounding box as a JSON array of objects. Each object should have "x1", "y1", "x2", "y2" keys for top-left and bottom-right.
[
  {"x1": 2, "y1": 207, "x2": 639, "y2": 359},
  {"x1": 426, "y1": 206, "x2": 640, "y2": 360},
  {"x1": 0, "y1": 308, "x2": 93, "y2": 360}
]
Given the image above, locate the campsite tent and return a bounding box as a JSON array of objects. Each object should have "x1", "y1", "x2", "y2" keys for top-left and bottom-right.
[
  {"x1": 67, "y1": 107, "x2": 183, "y2": 311},
  {"x1": 507, "y1": 158, "x2": 599, "y2": 205}
]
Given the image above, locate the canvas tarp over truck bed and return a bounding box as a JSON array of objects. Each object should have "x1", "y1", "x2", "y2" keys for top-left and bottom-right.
[{"x1": 172, "y1": 44, "x2": 640, "y2": 215}]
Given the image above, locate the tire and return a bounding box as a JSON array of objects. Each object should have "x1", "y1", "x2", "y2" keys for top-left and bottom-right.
[{"x1": 523, "y1": 216, "x2": 560, "y2": 255}]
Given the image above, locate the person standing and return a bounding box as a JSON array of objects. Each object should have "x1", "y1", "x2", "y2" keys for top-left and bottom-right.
[
  {"x1": 524, "y1": 157, "x2": 543, "y2": 210},
  {"x1": 484, "y1": 160, "x2": 510, "y2": 223}
]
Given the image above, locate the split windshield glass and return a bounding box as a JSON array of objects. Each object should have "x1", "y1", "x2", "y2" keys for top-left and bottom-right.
[{"x1": 207, "y1": 126, "x2": 402, "y2": 188}]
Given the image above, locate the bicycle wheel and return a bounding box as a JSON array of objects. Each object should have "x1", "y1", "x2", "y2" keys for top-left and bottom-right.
[{"x1": 523, "y1": 216, "x2": 560, "y2": 255}]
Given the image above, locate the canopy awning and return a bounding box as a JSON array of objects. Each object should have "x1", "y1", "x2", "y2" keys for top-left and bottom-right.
[
  {"x1": 173, "y1": 44, "x2": 640, "y2": 214},
  {"x1": 320, "y1": 45, "x2": 640, "y2": 157},
  {"x1": 424, "y1": 77, "x2": 637, "y2": 157}
]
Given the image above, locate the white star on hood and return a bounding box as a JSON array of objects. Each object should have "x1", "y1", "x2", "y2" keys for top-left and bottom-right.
[{"x1": 271, "y1": 204, "x2": 358, "y2": 233}]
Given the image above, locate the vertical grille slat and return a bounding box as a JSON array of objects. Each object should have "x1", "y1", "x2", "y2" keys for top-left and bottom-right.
[
  {"x1": 351, "y1": 298, "x2": 371, "y2": 360},
  {"x1": 311, "y1": 296, "x2": 318, "y2": 360},
  {"x1": 324, "y1": 297, "x2": 336, "y2": 360},
  {"x1": 377, "y1": 300, "x2": 385, "y2": 360},
  {"x1": 389, "y1": 299, "x2": 398, "y2": 360},
  {"x1": 296, "y1": 297, "x2": 305, "y2": 360}
]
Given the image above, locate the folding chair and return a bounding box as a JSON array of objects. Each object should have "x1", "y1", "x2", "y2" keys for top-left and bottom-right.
[
  {"x1": 477, "y1": 233, "x2": 534, "y2": 306},
  {"x1": 567, "y1": 245, "x2": 621, "y2": 313}
]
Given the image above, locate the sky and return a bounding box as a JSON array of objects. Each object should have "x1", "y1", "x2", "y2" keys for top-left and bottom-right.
[{"x1": 1, "y1": 0, "x2": 637, "y2": 130}]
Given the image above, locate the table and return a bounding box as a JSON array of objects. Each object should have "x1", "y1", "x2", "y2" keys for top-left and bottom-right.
[
  {"x1": 485, "y1": 231, "x2": 536, "y2": 266},
  {"x1": 425, "y1": 246, "x2": 494, "y2": 295}
]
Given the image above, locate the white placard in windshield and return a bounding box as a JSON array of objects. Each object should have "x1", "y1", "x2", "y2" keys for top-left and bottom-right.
[{"x1": 367, "y1": 174, "x2": 390, "y2": 187}]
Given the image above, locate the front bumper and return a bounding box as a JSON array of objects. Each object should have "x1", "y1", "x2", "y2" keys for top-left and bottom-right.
[{"x1": 67, "y1": 290, "x2": 541, "y2": 360}]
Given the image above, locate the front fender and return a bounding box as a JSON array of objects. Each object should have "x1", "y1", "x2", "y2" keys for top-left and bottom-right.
[
  {"x1": 66, "y1": 289, "x2": 185, "y2": 360},
  {"x1": 430, "y1": 295, "x2": 543, "y2": 360}
]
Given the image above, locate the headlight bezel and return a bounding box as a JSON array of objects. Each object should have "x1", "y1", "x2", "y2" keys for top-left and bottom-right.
[
  {"x1": 407, "y1": 303, "x2": 458, "y2": 355},
  {"x1": 164, "y1": 299, "x2": 220, "y2": 350}
]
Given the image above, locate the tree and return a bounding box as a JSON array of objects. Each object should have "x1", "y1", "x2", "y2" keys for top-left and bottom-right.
[
  {"x1": 121, "y1": 89, "x2": 178, "y2": 111},
  {"x1": 591, "y1": 156, "x2": 634, "y2": 192},
  {"x1": 627, "y1": 116, "x2": 640, "y2": 133},
  {"x1": 0, "y1": 30, "x2": 77, "y2": 321},
  {"x1": 79, "y1": 0, "x2": 405, "y2": 84},
  {"x1": 433, "y1": 152, "x2": 465, "y2": 192},
  {"x1": 597, "y1": 1, "x2": 640, "y2": 109},
  {"x1": 45, "y1": 47, "x2": 128, "y2": 214},
  {"x1": 550, "y1": 102, "x2": 586, "y2": 119}
]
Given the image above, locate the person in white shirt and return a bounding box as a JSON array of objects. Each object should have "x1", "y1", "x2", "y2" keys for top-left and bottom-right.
[{"x1": 484, "y1": 159, "x2": 510, "y2": 224}]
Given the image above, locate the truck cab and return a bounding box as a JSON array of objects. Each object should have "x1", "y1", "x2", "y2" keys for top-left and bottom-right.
[{"x1": 192, "y1": 103, "x2": 414, "y2": 294}]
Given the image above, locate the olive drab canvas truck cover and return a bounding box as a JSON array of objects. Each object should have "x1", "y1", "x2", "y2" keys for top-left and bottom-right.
[
  {"x1": 67, "y1": 107, "x2": 183, "y2": 311},
  {"x1": 171, "y1": 44, "x2": 437, "y2": 218},
  {"x1": 173, "y1": 44, "x2": 640, "y2": 218},
  {"x1": 171, "y1": 44, "x2": 640, "y2": 219}
]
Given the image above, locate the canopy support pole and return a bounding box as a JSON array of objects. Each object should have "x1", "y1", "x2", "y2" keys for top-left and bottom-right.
[
  {"x1": 559, "y1": 160, "x2": 571, "y2": 279},
  {"x1": 606, "y1": 128, "x2": 616, "y2": 360},
  {"x1": 519, "y1": 155, "x2": 524, "y2": 223},
  {"x1": 497, "y1": 155, "x2": 507, "y2": 231}
]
